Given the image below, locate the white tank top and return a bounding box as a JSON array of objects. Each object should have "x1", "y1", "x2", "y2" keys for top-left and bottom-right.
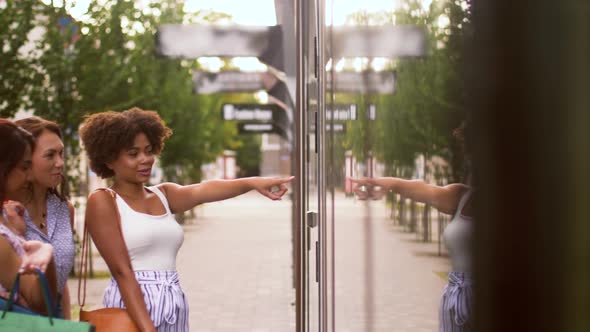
[
  {"x1": 442, "y1": 189, "x2": 474, "y2": 273},
  {"x1": 111, "y1": 186, "x2": 184, "y2": 271}
]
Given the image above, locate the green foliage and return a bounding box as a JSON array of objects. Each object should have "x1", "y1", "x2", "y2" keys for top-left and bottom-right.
[
  {"x1": 344, "y1": 0, "x2": 471, "y2": 181},
  {"x1": 0, "y1": 0, "x2": 40, "y2": 117},
  {"x1": 2, "y1": 0, "x2": 239, "y2": 189},
  {"x1": 235, "y1": 134, "x2": 262, "y2": 177}
]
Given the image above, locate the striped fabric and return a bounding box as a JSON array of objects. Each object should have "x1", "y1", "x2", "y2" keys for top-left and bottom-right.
[
  {"x1": 103, "y1": 270, "x2": 189, "y2": 332},
  {"x1": 439, "y1": 272, "x2": 473, "y2": 332}
]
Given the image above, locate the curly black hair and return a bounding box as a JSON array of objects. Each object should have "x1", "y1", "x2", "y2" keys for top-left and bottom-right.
[{"x1": 79, "y1": 107, "x2": 172, "y2": 179}]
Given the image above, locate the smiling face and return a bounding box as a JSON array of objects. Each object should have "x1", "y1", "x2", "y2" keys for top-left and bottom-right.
[
  {"x1": 107, "y1": 132, "x2": 155, "y2": 184},
  {"x1": 30, "y1": 130, "x2": 65, "y2": 189}
]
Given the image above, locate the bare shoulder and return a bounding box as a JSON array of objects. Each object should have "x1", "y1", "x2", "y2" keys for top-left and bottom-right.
[
  {"x1": 155, "y1": 182, "x2": 181, "y2": 196},
  {"x1": 86, "y1": 190, "x2": 118, "y2": 221},
  {"x1": 442, "y1": 183, "x2": 471, "y2": 198},
  {"x1": 432, "y1": 183, "x2": 471, "y2": 215},
  {"x1": 87, "y1": 189, "x2": 114, "y2": 206}
]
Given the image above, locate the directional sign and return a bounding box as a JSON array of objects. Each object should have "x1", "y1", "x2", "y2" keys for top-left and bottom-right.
[
  {"x1": 194, "y1": 70, "x2": 395, "y2": 95},
  {"x1": 238, "y1": 122, "x2": 277, "y2": 134},
  {"x1": 330, "y1": 71, "x2": 396, "y2": 95},
  {"x1": 222, "y1": 104, "x2": 281, "y2": 121},
  {"x1": 331, "y1": 26, "x2": 427, "y2": 58},
  {"x1": 310, "y1": 123, "x2": 347, "y2": 133},
  {"x1": 328, "y1": 123, "x2": 346, "y2": 133},
  {"x1": 193, "y1": 71, "x2": 279, "y2": 94},
  {"x1": 156, "y1": 25, "x2": 427, "y2": 69},
  {"x1": 367, "y1": 104, "x2": 377, "y2": 120},
  {"x1": 326, "y1": 104, "x2": 357, "y2": 121},
  {"x1": 156, "y1": 24, "x2": 281, "y2": 59}
]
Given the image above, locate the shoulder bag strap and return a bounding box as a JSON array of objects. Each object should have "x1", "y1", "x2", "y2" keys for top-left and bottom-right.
[{"x1": 77, "y1": 188, "x2": 127, "y2": 308}]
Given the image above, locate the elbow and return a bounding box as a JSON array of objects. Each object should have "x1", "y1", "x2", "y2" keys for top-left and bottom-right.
[{"x1": 110, "y1": 264, "x2": 135, "y2": 281}]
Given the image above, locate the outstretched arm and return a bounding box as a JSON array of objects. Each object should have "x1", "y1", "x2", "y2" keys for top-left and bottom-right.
[
  {"x1": 85, "y1": 191, "x2": 156, "y2": 332},
  {"x1": 351, "y1": 177, "x2": 468, "y2": 215},
  {"x1": 159, "y1": 176, "x2": 294, "y2": 214}
]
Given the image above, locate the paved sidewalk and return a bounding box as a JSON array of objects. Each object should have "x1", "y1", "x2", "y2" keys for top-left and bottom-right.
[
  {"x1": 332, "y1": 193, "x2": 449, "y2": 332},
  {"x1": 69, "y1": 191, "x2": 450, "y2": 331}
]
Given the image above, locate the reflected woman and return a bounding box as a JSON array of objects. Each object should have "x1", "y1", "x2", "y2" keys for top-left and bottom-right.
[{"x1": 351, "y1": 127, "x2": 474, "y2": 331}]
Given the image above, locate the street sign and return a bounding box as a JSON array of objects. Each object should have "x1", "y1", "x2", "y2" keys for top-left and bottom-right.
[
  {"x1": 194, "y1": 71, "x2": 279, "y2": 94},
  {"x1": 222, "y1": 103, "x2": 281, "y2": 121},
  {"x1": 195, "y1": 70, "x2": 395, "y2": 95},
  {"x1": 310, "y1": 123, "x2": 347, "y2": 133},
  {"x1": 326, "y1": 104, "x2": 357, "y2": 121},
  {"x1": 156, "y1": 24, "x2": 282, "y2": 60},
  {"x1": 330, "y1": 71, "x2": 396, "y2": 95},
  {"x1": 238, "y1": 122, "x2": 277, "y2": 134},
  {"x1": 329, "y1": 123, "x2": 346, "y2": 133},
  {"x1": 367, "y1": 104, "x2": 377, "y2": 120},
  {"x1": 331, "y1": 26, "x2": 427, "y2": 58},
  {"x1": 157, "y1": 25, "x2": 427, "y2": 67}
]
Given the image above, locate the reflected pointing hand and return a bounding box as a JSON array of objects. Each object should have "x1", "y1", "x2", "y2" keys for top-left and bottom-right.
[{"x1": 349, "y1": 177, "x2": 387, "y2": 201}]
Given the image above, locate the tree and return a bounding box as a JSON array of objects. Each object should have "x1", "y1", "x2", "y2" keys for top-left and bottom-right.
[
  {"x1": 235, "y1": 134, "x2": 262, "y2": 177},
  {"x1": 344, "y1": 0, "x2": 472, "y2": 182},
  {"x1": 0, "y1": 0, "x2": 43, "y2": 118}
]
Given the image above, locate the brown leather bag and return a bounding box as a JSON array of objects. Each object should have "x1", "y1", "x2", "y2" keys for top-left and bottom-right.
[{"x1": 77, "y1": 189, "x2": 139, "y2": 332}]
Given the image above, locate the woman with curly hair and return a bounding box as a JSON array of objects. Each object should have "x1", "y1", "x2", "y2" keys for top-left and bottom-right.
[
  {"x1": 79, "y1": 107, "x2": 293, "y2": 332},
  {"x1": 15, "y1": 116, "x2": 76, "y2": 319},
  {"x1": 351, "y1": 124, "x2": 474, "y2": 332}
]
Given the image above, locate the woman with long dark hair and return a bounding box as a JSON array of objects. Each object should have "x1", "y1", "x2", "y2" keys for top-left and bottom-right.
[
  {"x1": 0, "y1": 118, "x2": 58, "y2": 315},
  {"x1": 15, "y1": 117, "x2": 75, "y2": 319}
]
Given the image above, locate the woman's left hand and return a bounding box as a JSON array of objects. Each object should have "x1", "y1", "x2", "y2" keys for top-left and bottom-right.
[
  {"x1": 20, "y1": 241, "x2": 53, "y2": 274},
  {"x1": 3, "y1": 200, "x2": 27, "y2": 236},
  {"x1": 252, "y1": 176, "x2": 294, "y2": 200}
]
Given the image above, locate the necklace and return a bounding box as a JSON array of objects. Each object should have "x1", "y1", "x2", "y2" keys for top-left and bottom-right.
[{"x1": 39, "y1": 212, "x2": 47, "y2": 229}]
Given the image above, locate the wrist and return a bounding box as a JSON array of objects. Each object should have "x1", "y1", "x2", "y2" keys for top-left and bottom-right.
[
  {"x1": 383, "y1": 178, "x2": 397, "y2": 191},
  {"x1": 241, "y1": 177, "x2": 256, "y2": 191}
]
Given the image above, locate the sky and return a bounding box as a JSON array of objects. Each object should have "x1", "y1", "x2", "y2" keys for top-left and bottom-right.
[{"x1": 58, "y1": 0, "x2": 404, "y2": 25}]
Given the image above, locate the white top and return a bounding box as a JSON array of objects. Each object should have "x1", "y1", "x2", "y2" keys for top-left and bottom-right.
[
  {"x1": 442, "y1": 189, "x2": 474, "y2": 273},
  {"x1": 112, "y1": 186, "x2": 184, "y2": 271}
]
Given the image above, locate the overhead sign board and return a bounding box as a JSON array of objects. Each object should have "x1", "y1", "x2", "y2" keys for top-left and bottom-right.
[
  {"x1": 238, "y1": 122, "x2": 277, "y2": 134},
  {"x1": 193, "y1": 71, "x2": 279, "y2": 94},
  {"x1": 331, "y1": 26, "x2": 427, "y2": 58},
  {"x1": 367, "y1": 104, "x2": 377, "y2": 120},
  {"x1": 193, "y1": 70, "x2": 394, "y2": 95},
  {"x1": 157, "y1": 24, "x2": 426, "y2": 62},
  {"x1": 310, "y1": 123, "x2": 347, "y2": 133},
  {"x1": 222, "y1": 103, "x2": 281, "y2": 121},
  {"x1": 330, "y1": 71, "x2": 396, "y2": 95},
  {"x1": 157, "y1": 24, "x2": 278, "y2": 58},
  {"x1": 326, "y1": 104, "x2": 357, "y2": 121}
]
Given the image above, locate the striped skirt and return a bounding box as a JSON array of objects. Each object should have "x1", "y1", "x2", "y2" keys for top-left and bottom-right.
[
  {"x1": 103, "y1": 270, "x2": 189, "y2": 332},
  {"x1": 439, "y1": 272, "x2": 473, "y2": 332}
]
